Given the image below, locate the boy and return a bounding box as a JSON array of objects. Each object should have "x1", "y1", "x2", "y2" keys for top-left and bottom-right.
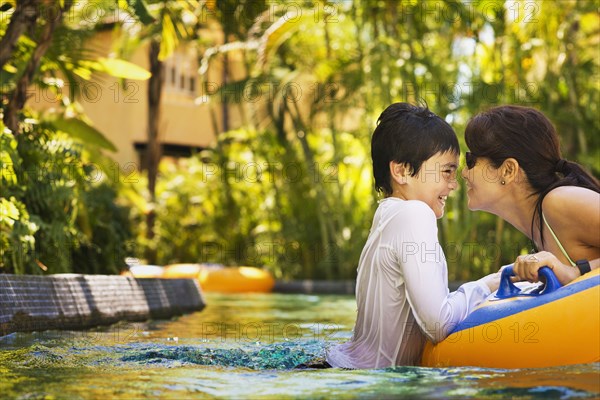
[{"x1": 326, "y1": 103, "x2": 501, "y2": 368}]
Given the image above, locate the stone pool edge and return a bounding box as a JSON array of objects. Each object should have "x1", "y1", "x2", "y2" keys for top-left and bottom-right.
[{"x1": 0, "y1": 274, "x2": 205, "y2": 336}]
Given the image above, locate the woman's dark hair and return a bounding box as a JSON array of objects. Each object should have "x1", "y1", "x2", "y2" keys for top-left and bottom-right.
[
  {"x1": 465, "y1": 105, "x2": 600, "y2": 246},
  {"x1": 371, "y1": 102, "x2": 459, "y2": 196}
]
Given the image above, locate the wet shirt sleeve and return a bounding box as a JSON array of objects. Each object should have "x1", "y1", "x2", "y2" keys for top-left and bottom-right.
[{"x1": 390, "y1": 201, "x2": 491, "y2": 343}]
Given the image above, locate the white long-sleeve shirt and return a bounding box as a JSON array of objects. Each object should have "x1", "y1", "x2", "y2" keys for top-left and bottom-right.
[{"x1": 326, "y1": 198, "x2": 490, "y2": 368}]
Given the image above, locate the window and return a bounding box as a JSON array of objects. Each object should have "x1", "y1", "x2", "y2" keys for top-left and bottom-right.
[{"x1": 165, "y1": 54, "x2": 197, "y2": 96}]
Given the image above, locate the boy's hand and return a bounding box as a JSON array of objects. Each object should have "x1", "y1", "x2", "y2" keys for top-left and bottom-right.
[{"x1": 480, "y1": 271, "x2": 502, "y2": 292}]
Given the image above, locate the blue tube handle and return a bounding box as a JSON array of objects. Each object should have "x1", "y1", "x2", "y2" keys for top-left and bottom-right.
[
  {"x1": 496, "y1": 264, "x2": 562, "y2": 299},
  {"x1": 496, "y1": 265, "x2": 521, "y2": 298}
]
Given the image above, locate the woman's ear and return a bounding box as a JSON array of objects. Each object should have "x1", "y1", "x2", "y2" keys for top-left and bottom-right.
[
  {"x1": 500, "y1": 158, "x2": 520, "y2": 184},
  {"x1": 390, "y1": 161, "x2": 411, "y2": 185}
]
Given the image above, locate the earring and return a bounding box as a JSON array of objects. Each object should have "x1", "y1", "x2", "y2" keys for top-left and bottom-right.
[{"x1": 501, "y1": 180, "x2": 506, "y2": 185}]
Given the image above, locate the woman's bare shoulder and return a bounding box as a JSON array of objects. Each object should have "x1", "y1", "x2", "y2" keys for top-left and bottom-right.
[
  {"x1": 542, "y1": 186, "x2": 600, "y2": 227},
  {"x1": 543, "y1": 186, "x2": 599, "y2": 207}
]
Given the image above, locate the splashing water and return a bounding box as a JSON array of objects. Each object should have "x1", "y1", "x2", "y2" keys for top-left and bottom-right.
[
  {"x1": 1, "y1": 293, "x2": 599, "y2": 399},
  {"x1": 119, "y1": 341, "x2": 326, "y2": 369}
]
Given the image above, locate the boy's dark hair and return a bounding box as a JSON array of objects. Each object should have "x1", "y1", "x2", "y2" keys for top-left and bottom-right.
[{"x1": 371, "y1": 103, "x2": 460, "y2": 196}]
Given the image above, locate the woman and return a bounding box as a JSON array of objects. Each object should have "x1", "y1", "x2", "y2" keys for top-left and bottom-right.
[{"x1": 461, "y1": 105, "x2": 600, "y2": 285}]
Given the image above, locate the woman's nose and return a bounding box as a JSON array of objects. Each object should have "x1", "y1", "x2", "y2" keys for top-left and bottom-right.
[{"x1": 461, "y1": 167, "x2": 469, "y2": 181}]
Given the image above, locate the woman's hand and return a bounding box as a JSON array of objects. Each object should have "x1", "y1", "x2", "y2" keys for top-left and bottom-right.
[{"x1": 513, "y1": 251, "x2": 579, "y2": 285}]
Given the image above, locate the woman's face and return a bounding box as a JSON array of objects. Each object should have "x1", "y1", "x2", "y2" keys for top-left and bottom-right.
[{"x1": 461, "y1": 153, "x2": 505, "y2": 212}]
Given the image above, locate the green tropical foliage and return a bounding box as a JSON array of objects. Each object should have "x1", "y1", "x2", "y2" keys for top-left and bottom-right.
[
  {"x1": 0, "y1": 0, "x2": 147, "y2": 274},
  {"x1": 1, "y1": 0, "x2": 598, "y2": 280},
  {"x1": 137, "y1": 126, "x2": 371, "y2": 279},
  {"x1": 0, "y1": 115, "x2": 133, "y2": 274},
  {"x1": 114, "y1": 0, "x2": 203, "y2": 262},
  {"x1": 152, "y1": 0, "x2": 597, "y2": 280}
]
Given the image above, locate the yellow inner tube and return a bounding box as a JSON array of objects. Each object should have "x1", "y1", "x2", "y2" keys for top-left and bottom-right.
[
  {"x1": 162, "y1": 264, "x2": 275, "y2": 293},
  {"x1": 421, "y1": 268, "x2": 600, "y2": 368}
]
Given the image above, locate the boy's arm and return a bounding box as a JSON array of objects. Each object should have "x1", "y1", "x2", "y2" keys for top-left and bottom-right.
[{"x1": 395, "y1": 202, "x2": 491, "y2": 343}]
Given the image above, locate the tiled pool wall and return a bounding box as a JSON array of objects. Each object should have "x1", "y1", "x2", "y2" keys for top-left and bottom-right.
[{"x1": 0, "y1": 274, "x2": 205, "y2": 336}]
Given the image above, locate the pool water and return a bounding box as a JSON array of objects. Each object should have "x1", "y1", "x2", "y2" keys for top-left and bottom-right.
[{"x1": 1, "y1": 293, "x2": 598, "y2": 399}]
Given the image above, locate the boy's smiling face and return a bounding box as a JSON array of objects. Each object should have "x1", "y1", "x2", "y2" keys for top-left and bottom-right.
[{"x1": 391, "y1": 151, "x2": 459, "y2": 218}]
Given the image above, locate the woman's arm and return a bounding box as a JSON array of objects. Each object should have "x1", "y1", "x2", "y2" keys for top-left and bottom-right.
[{"x1": 513, "y1": 251, "x2": 599, "y2": 285}]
